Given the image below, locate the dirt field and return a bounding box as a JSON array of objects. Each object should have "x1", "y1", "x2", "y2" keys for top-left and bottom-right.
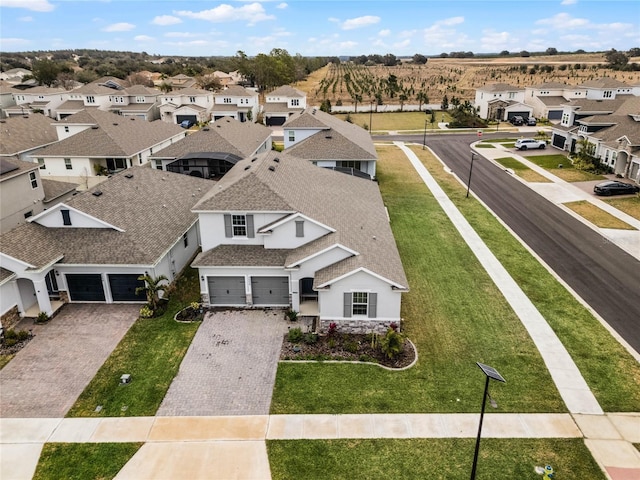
[{"x1": 294, "y1": 53, "x2": 640, "y2": 108}]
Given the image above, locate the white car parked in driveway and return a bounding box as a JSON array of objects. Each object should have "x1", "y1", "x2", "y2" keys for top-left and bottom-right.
[{"x1": 515, "y1": 138, "x2": 546, "y2": 150}]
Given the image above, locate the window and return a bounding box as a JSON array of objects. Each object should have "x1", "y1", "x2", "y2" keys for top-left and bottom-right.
[
  {"x1": 24, "y1": 210, "x2": 33, "y2": 219},
  {"x1": 337, "y1": 161, "x2": 362, "y2": 170},
  {"x1": 352, "y1": 292, "x2": 368, "y2": 315},
  {"x1": 64, "y1": 126, "x2": 69, "y2": 133},
  {"x1": 189, "y1": 96, "x2": 196, "y2": 103},
  {"x1": 29, "y1": 171, "x2": 38, "y2": 189},
  {"x1": 291, "y1": 99, "x2": 299, "y2": 106},
  {"x1": 232, "y1": 215, "x2": 246, "y2": 236},
  {"x1": 344, "y1": 292, "x2": 377, "y2": 318},
  {"x1": 61, "y1": 209, "x2": 71, "y2": 226},
  {"x1": 155, "y1": 160, "x2": 163, "y2": 170},
  {"x1": 37, "y1": 158, "x2": 45, "y2": 169},
  {"x1": 183, "y1": 232, "x2": 189, "y2": 248},
  {"x1": 603, "y1": 90, "x2": 612, "y2": 98},
  {"x1": 136, "y1": 96, "x2": 145, "y2": 103},
  {"x1": 224, "y1": 97, "x2": 232, "y2": 104},
  {"x1": 295, "y1": 220, "x2": 304, "y2": 237},
  {"x1": 288, "y1": 130, "x2": 295, "y2": 142},
  {"x1": 64, "y1": 158, "x2": 72, "y2": 170},
  {"x1": 86, "y1": 95, "x2": 95, "y2": 103}
]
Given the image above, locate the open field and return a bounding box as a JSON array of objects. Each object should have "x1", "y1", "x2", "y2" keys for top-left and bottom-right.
[{"x1": 295, "y1": 54, "x2": 640, "y2": 109}]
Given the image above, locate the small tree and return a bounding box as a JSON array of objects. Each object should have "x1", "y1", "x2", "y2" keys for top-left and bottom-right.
[
  {"x1": 136, "y1": 274, "x2": 169, "y2": 313},
  {"x1": 380, "y1": 327, "x2": 404, "y2": 360},
  {"x1": 441, "y1": 94, "x2": 449, "y2": 111}
]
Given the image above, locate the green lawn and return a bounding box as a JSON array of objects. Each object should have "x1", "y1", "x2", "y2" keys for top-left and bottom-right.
[
  {"x1": 564, "y1": 201, "x2": 636, "y2": 230},
  {"x1": 267, "y1": 438, "x2": 604, "y2": 480},
  {"x1": 0, "y1": 353, "x2": 15, "y2": 370},
  {"x1": 523, "y1": 154, "x2": 606, "y2": 182},
  {"x1": 493, "y1": 156, "x2": 551, "y2": 183},
  {"x1": 408, "y1": 145, "x2": 640, "y2": 411},
  {"x1": 33, "y1": 443, "x2": 142, "y2": 480},
  {"x1": 66, "y1": 267, "x2": 201, "y2": 417},
  {"x1": 271, "y1": 146, "x2": 566, "y2": 415},
  {"x1": 601, "y1": 196, "x2": 640, "y2": 220},
  {"x1": 334, "y1": 111, "x2": 450, "y2": 131}
]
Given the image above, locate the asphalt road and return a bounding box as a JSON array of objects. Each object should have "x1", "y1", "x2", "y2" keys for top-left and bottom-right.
[{"x1": 378, "y1": 132, "x2": 640, "y2": 354}]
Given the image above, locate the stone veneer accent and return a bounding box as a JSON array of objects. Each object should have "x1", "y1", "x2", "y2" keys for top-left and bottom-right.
[
  {"x1": 319, "y1": 318, "x2": 401, "y2": 335},
  {"x1": 59, "y1": 291, "x2": 69, "y2": 303},
  {"x1": 1, "y1": 306, "x2": 21, "y2": 331}
]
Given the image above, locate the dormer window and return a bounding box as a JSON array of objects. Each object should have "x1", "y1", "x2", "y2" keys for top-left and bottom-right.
[
  {"x1": 86, "y1": 96, "x2": 95, "y2": 104},
  {"x1": 224, "y1": 98, "x2": 232, "y2": 104},
  {"x1": 291, "y1": 99, "x2": 299, "y2": 106},
  {"x1": 189, "y1": 96, "x2": 196, "y2": 103},
  {"x1": 295, "y1": 220, "x2": 304, "y2": 237},
  {"x1": 603, "y1": 90, "x2": 612, "y2": 98}
]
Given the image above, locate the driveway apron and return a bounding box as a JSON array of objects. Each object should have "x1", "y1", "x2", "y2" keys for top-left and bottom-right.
[
  {"x1": 157, "y1": 309, "x2": 291, "y2": 416},
  {"x1": 0, "y1": 304, "x2": 139, "y2": 418}
]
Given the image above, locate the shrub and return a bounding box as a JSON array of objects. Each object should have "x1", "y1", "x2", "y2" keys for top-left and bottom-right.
[
  {"x1": 380, "y1": 327, "x2": 404, "y2": 359},
  {"x1": 36, "y1": 311, "x2": 50, "y2": 324},
  {"x1": 4, "y1": 338, "x2": 17, "y2": 347},
  {"x1": 327, "y1": 322, "x2": 338, "y2": 336},
  {"x1": 17, "y1": 330, "x2": 30, "y2": 341},
  {"x1": 287, "y1": 327, "x2": 303, "y2": 343},
  {"x1": 328, "y1": 338, "x2": 336, "y2": 349},
  {"x1": 303, "y1": 333, "x2": 318, "y2": 345},
  {"x1": 343, "y1": 340, "x2": 359, "y2": 354},
  {"x1": 285, "y1": 309, "x2": 299, "y2": 322},
  {"x1": 139, "y1": 305, "x2": 154, "y2": 319},
  {"x1": 3, "y1": 329, "x2": 18, "y2": 340},
  {"x1": 189, "y1": 301, "x2": 201, "y2": 310}
]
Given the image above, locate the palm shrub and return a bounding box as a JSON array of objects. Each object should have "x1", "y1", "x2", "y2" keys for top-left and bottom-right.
[
  {"x1": 135, "y1": 274, "x2": 169, "y2": 314},
  {"x1": 380, "y1": 327, "x2": 404, "y2": 359}
]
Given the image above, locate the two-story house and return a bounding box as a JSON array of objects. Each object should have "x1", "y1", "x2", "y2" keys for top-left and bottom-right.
[
  {"x1": 30, "y1": 109, "x2": 187, "y2": 188},
  {"x1": 0, "y1": 166, "x2": 210, "y2": 328},
  {"x1": 5, "y1": 86, "x2": 70, "y2": 119},
  {"x1": 283, "y1": 107, "x2": 377, "y2": 179},
  {"x1": 523, "y1": 82, "x2": 586, "y2": 121},
  {"x1": 474, "y1": 83, "x2": 531, "y2": 121},
  {"x1": 191, "y1": 150, "x2": 408, "y2": 333},
  {"x1": 262, "y1": 85, "x2": 306, "y2": 126},
  {"x1": 150, "y1": 117, "x2": 272, "y2": 177},
  {"x1": 212, "y1": 85, "x2": 259, "y2": 123},
  {"x1": 159, "y1": 87, "x2": 214, "y2": 125},
  {"x1": 0, "y1": 81, "x2": 18, "y2": 117}
]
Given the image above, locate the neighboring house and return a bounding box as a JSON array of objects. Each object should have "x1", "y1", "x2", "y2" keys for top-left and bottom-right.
[
  {"x1": 0, "y1": 166, "x2": 210, "y2": 327},
  {"x1": 159, "y1": 87, "x2": 214, "y2": 125},
  {"x1": 523, "y1": 81, "x2": 585, "y2": 121},
  {"x1": 150, "y1": 117, "x2": 272, "y2": 177},
  {"x1": 283, "y1": 107, "x2": 378, "y2": 178},
  {"x1": 212, "y1": 71, "x2": 233, "y2": 87},
  {"x1": 30, "y1": 109, "x2": 187, "y2": 188},
  {"x1": 0, "y1": 113, "x2": 59, "y2": 161},
  {"x1": 212, "y1": 85, "x2": 259, "y2": 123},
  {"x1": 191, "y1": 150, "x2": 408, "y2": 333},
  {"x1": 550, "y1": 95, "x2": 640, "y2": 183},
  {"x1": 262, "y1": 85, "x2": 306, "y2": 126},
  {"x1": 5, "y1": 86, "x2": 70, "y2": 119},
  {"x1": 0, "y1": 81, "x2": 18, "y2": 117},
  {"x1": 0, "y1": 157, "x2": 76, "y2": 234},
  {"x1": 0, "y1": 68, "x2": 32, "y2": 83},
  {"x1": 474, "y1": 83, "x2": 531, "y2": 121},
  {"x1": 165, "y1": 74, "x2": 197, "y2": 90}
]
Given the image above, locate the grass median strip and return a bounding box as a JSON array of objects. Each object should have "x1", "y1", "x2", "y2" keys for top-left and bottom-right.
[
  {"x1": 271, "y1": 146, "x2": 565, "y2": 415},
  {"x1": 67, "y1": 267, "x2": 201, "y2": 417},
  {"x1": 564, "y1": 201, "x2": 636, "y2": 230},
  {"x1": 409, "y1": 145, "x2": 640, "y2": 411},
  {"x1": 600, "y1": 196, "x2": 640, "y2": 220},
  {"x1": 267, "y1": 438, "x2": 604, "y2": 480},
  {"x1": 33, "y1": 443, "x2": 142, "y2": 480},
  {"x1": 523, "y1": 154, "x2": 606, "y2": 182},
  {"x1": 493, "y1": 156, "x2": 551, "y2": 183}
]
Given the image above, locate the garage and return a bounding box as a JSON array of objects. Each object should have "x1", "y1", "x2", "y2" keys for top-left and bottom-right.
[
  {"x1": 251, "y1": 276, "x2": 289, "y2": 305},
  {"x1": 507, "y1": 111, "x2": 530, "y2": 120},
  {"x1": 208, "y1": 276, "x2": 246, "y2": 305},
  {"x1": 66, "y1": 274, "x2": 105, "y2": 302},
  {"x1": 548, "y1": 110, "x2": 563, "y2": 121},
  {"x1": 552, "y1": 133, "x2": 566, "y2": 149},
  {"x1": 176, "y1": 114, "x2": 197, "y2": 126},
  {"x1": 265, "y1": 116, "x2": 286, "y2": 126},
  {"x1": 109, "y1": 274, "x2": 145, "y2": 302}
]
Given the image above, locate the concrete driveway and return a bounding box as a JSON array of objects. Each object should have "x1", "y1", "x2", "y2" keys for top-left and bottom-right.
[
  {"x1": 157, "y1": 309, "x2": 291, "y2": 416},
  {"x1": 0, "y1": 304, "x2": 139, "y2": 418}
]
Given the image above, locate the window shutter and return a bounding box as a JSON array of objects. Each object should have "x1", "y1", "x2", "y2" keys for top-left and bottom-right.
[
  {"x1": 246, "y1": 214, "x2": 254, "y2": 238},
  {"x1": 61, "y1": 209, "x2": 71, "y2": 226},
  {"x1": 368, "y1": 293, "x2": 377, "y2": 318},
  {"x1": 224, "y1": 214, "x2": 232, "y2": 237},
  {"x1": 343, "y1": 292, "x2": 352, "y2": 318},
  {"x1": 295, "y1": 220, "x2": 304, "y2": 237}
]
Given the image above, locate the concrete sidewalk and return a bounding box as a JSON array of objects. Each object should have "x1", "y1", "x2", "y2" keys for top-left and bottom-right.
[{"x1": 1, "y1": 413, "x2": 639, "y2": 480}]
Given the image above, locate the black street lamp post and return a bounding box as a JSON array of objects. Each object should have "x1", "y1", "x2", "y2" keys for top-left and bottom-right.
[
  {"x1": 470, "y1": 362, "x2": 506, "y2": 480},
  {"x1": 369, "y1": 101, "x2": 373, "y2": 135},
  {"x1": 466, "y1": 152, "x2": 477, "y2": 198},
  {"x1": 423, "y1": 119, "x2": 428, "y2": 149}
]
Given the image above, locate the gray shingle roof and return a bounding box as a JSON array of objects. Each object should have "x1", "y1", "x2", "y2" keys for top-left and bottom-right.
[
  {"x1": 478, "y1": 83, "x2": 521, "y2": 92},
  {"x1": 150, "y1": 117, "x2": 272, "y2": 160},
  {"x1": 538, "y1": 96, "x2": 569, "y2": 107},
  {"x1": 1, "y1": 166, "x2": 211, "y2": 269},
  {"x1": 32, "y1": 110, "x2": 185, "y2": 157},
  {"x1": 0, "y1": 156, "x2": 38, "y2": 180},
  {"x1": 215, "y1": 85, "x2": 257, "y2": 97},
  {"x1": 567, "y1": 95, "x2": 632, "y2": 114},
  {"x1": 0, "y1": 113, "x2": 59, "y2": 155},
  {"x1": 262, "y1": 102, "x2": 300, "y2": 114},
  {"x1": 268, "y1": 85, "x2": 305, "y2": 98},
  {"x1": 41, "y1": 179, "x2": 77, "y2": 203},
  {"x1": 192, "y1": 244, "x2": 289, "y2": 267},
  {"x1": 192, "y1": 150, "x2": 407, "y2": 288},
  {"x1": 283, "y1": 108, "x2": 377, "y2": 160},
  {"x1": 580, "y1": 78, "x2": 630, "y2": 89}
]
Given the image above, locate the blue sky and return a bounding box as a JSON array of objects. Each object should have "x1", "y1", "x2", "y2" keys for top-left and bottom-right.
[{"x1": 0, "y1": 0, "x2": 637, "y2": 56}]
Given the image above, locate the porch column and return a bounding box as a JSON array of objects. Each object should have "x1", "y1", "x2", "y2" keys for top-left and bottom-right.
[{"x1": 33, "y1": 278, "x2": 53, "y2": 316}]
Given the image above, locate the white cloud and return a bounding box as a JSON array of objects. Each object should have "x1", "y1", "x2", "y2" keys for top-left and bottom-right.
[
  {"x1": 175, "y1": 3, "x2": 275, "y2": 26},
  {"x1": 342, "y1": 15, "x2": 380, "y2": 30},
  {"x1": 102, "y1": 22, "x2": 135, "y2": 32},
  {"x1": 276, "y1": 3, "x2": 288, "y2": 9},
  {"x1": 152, "y1": 15, "x2": 182, "y2": 26},
  {"x1": 164, "y1": 32, "x2": 200, "y2": 38},
  {"x1": 398, "y1": 29, "x2": 417, "y2": 39},
  {"x1": 272, "y1": 27, "x2": 292, "y2": 37},
  {"x1": 338, "y1": 40, "x2": 358, "y2": 49},
  {"x1": 437, "y1": 16, "x2": 464, "y2": 27},
  {"x1": 423, "y1": 17, "x2": 468, "y2": 50},
  {"x1": 328, "y1": 17, "x2": 340, "y2": 24},
  {"x1": 134, "y1": 35, "x2": 154, "y2": 42},
  {"x1": 480, "y1": 30, "x2": 512, "y2": 52},
  {"x1": 561, "y1": 0, "x2": 578, "y2": 5},
  {"x1": 536, "y1": 13, "x2": 588, "y2": 29},
  {"x1": 378, "y1": 29, "x2": 391, "y2": 37},
  {"x1": 18, "y1": 16, "x2": 33, "y2": 22},
  {"x1": 393, "y1": 39, "x2": 411, "y2": 49},
  {"x1": 0, "y1": 0, "x2": 54, "y2": 12},
  {"x1": 164, "y1": 40, "x2": 210, "y2": 47},
  {"x1": 0, "y1": 37, "x2": 31, "y2": 47}
]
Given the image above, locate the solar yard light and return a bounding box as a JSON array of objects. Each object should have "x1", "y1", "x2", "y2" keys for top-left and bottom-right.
[{"x1": 470, "y1": 362, "x2": 506, "y2": 480}]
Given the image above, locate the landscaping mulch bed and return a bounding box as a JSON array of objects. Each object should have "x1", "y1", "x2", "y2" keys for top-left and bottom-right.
[
  {"x1": 1, "y1": 334, "x2": 34, "y2": 356},
  {"x1": 174, "y1": 306, "x2": 204, "y2": 323},
  {"x1": 280, "y1": 332, "x2": 416, "y2": 369}
]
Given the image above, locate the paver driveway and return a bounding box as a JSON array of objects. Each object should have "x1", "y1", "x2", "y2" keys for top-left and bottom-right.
[
  {"x1": 0, "y1": 304, "x2": 139, "y2": 418},
  {"x1": 157, "y1": 309, "x2": 291, "y2": 416}
]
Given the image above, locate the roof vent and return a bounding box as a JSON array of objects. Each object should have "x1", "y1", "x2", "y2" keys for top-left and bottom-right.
[
  {"x1": 251, "y1": 157, "x2": 257, "y2": 162},
  {"x1": 124, "y1": 173, "x2": 133, "y2": 179},
  {"x1": 325, "y1": 135, "x2": 332, "y2": 139},
  {"x1": 91, "y1": 125, "x2": 99, "y2": 129},
  {"x1": 113, "y1": 122, "x2": 118, "y2": 126},
  {"x1": 244, "y1": 165, "x2": 251, "y2": 170},
  {"x1": 203, "y1": 127, "x2": 210, "y2": 131},
  {"x1": 273, "y1": 157, "x2": 280, "y2": 163},
  {"x1": 268, "y1": 165, "x2": 276, "y2": 172},
  {"x1": 92, "y1": 190, "x2": 103, "y2": 197},
  {"x1": 216, "y1": 124, "x2": 221, "y2": 128},
  {"x1": 130, "y1": 117, "x2": 135, "y2": 121}
]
